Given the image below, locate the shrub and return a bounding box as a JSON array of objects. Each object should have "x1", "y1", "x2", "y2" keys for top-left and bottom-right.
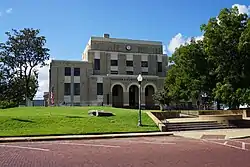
[{"x1": 0, "y1": 100, "x2": 18, "y2": 109}]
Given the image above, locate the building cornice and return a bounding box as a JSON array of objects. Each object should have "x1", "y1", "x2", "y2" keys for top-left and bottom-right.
[
  {"x1": 89, "y1": 50, "x2": 168, "y2": 57},
  {"x1": 90, "y1": 74, "x2": 165, "y2": 79},
  {"x1": 90, "y1": 36, "x2": 162, "y2": 46}
]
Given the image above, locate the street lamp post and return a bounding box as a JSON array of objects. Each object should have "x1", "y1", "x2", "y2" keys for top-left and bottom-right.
[{"x1": 137, "y1": 74, "x2": 143, "y2": 126}]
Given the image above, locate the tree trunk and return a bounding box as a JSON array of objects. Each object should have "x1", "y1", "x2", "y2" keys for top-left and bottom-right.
[{"x1": 216, "y1": 100, "x2": 221, "y2": 110}]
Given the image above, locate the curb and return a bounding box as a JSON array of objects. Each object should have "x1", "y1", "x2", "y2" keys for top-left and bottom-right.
[
  {"x1": 0, "y1": 132, "x2": 174, "y2": 143},
  {"x1": 228, "y1": 135, "x2": 250, "y2": 139}
]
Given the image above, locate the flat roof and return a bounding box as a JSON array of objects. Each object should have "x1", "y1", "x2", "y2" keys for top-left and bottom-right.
[{"x1": 90, "y1": 36, "x2": 162, "y2": 46}]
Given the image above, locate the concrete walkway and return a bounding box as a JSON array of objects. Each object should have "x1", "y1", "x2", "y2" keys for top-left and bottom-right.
[
  {"x1": 0, "y1": 132, "x2": 173, "y2": 143},
  {"x1": 173, "y1": 128, "x2": 250, "y2": 139}
]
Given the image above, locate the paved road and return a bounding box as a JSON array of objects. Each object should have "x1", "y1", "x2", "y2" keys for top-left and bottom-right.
[{"x1": 0, "y1": 136, "x2": 249, "y2": 167}]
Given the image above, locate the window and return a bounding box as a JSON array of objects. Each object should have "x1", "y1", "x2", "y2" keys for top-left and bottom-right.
[
  {"x1": 111, "y1": 60, "x2": 118, "y2": 66},
  {"x1": 65, "y1": 67, "x2": 71, "y2": 76},
  {"x1": 94, "y1": 59, "x2": 100, "y2": 70},
  {"x1": 141, "y1": 61, "x2": 148, "y2": 67},
  {"x1": 157, "y1": 62, "x2": 162, "y2": 72},
  {"x1": 126, "y1": 61, "x2": 133, "y2": 67},
  {"x1": 74, "y1": 68, "x2": 80, "y2": 76},
  {"x1": 74, "y1": 83, "x2": 80, "y2": 95},
  {"x1": 110, "y1": 71, "x2": 118, "y2": 74},
  {"x1": 142, "y1": 72, "x2": 148, "y2": 75},
  {"x1": 64, "y1": 83, "x2": 71, "y2": 95},
  {"x1": 126, "y1": 71, "x2": 133, "y2": 75},
  {"x1": 97, "y1": 83, "x2": 103, "y2": 95}
]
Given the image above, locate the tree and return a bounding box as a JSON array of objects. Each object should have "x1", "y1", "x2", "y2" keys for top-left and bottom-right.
[
  {"x1": 165, "y1": 39, "x2": 210, "y2": 103},
  {"x1": 165, "y1": 6, "x2": 250, "y2": 110},
  {"x1": 0, "y1": 28, "x2": 50, "y2": 105},
  {"x1": 201, "y1": 7, "x2": 250, "y2": 108}
]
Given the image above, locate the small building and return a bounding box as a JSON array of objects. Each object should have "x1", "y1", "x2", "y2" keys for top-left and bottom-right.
[{"x1": 49, "y1": 34, "x2": 168, "y2": 108}]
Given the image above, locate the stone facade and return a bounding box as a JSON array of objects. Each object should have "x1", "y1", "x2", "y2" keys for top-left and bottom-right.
[{"x1": 49, "y1": 34, "x2": 168, "y2": 108}]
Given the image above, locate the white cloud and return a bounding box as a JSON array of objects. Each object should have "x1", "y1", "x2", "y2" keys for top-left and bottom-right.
[
  {"x1": 5, "y1": 8, "x2": 12, "y2": 14},
  {"x1": 167, "y1": 33, "x2": 203, "y2": 54},
  {"x1": 232, "y1": 4, "x2": 250, "y2": 15},
  {"x1": 34, "y1": 58, "x2": 53, "y2": 99},
  {"x1": 163, "y1": 45, "x2": 167, "y2": 54},
  {"x1": 167, "y1": 33, "x2": 187, "y2": 54}
]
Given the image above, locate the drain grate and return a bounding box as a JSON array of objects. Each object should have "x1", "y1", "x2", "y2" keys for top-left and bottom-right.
[{"x1": 201, "y1": 135, "x2": 226, "y2": 140}]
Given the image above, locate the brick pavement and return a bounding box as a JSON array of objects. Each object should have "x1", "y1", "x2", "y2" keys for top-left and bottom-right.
[{"x1": 0, "y1": 136, "x2": 249, "y2": 167}]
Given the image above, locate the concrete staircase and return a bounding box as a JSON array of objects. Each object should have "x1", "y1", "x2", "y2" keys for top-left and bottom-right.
[{"x1": 165, "y1": 121, "x2": 236, "y2": 131}]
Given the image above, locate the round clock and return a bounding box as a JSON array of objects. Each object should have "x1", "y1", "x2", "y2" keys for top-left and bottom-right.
[{"x1": 126, "y1": 45, "x2": 131, "y2": 51}]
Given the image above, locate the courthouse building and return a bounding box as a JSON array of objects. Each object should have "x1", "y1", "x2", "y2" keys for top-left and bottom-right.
[{"x1": 49, "y1": 34, "x2": 168, "y2": 108}]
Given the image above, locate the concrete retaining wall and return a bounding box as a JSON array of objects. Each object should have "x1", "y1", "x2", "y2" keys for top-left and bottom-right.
[
  {"x1": 146, "y1": 112, "x2": 167, "y2": 132},
  {"x1": 151, "y1": 111, "x2": 180, "y2": 120},
  {"x1": 199, "y1": 114, "x2": 243, "y2": 125}
]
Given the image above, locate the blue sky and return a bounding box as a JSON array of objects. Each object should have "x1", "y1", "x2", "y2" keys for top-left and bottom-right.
[{"x1": 0, "y1": 0, "x2": 249, "y2": 98}]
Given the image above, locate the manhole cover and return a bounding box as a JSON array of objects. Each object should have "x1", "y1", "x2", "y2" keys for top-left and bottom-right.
[{"x1": 201, "y1": 135, "x2": 226, "y2": 140}]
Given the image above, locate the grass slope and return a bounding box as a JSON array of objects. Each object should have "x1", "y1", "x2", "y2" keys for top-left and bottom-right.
[{"x1": 0, "y1": 106, "x2": 158, "y2": 137}]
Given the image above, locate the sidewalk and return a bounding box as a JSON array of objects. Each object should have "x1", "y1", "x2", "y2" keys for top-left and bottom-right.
[
  {"x1": 0, "y1": 132, "x2": 173, "y2": 143},
  {"x1": 173, "y1": 128, "x2": 250, "y2": 139}
]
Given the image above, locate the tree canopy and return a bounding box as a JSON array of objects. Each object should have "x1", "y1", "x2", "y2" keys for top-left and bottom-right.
[
  {"x1": 0, "y1": 28, "x2": 50, "y2": 108},
  {"x1": 161, "y1": 6, "x2": 250, "y2": 109}
]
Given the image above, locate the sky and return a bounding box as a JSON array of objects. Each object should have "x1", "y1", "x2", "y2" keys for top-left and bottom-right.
[{"x1": 0, "y1": 0, "x2": 249, "y2": 99}]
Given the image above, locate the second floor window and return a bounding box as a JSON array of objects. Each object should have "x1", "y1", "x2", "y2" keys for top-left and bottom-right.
[
  {"x1": 74, "y1": 68, "x2": 80, "y2": 76},
  {"x1": 111, "y1": 60, "x2": 118, "y2": 66},
  {"x1": 65, "y1": 67, "x2": 71, "y2": 76},
  {"x1": 94, "y1": 59, "x2": 100, "y2": 70},
  {"x1": 126, "y1": 61, "x2": 133, "y2": 67},
  {"x1": 157, "y1": 62, "x2": 162, "y2": 72},
  {"x1": 141, "y1": 61, "x2": 148, "y2": 67}
]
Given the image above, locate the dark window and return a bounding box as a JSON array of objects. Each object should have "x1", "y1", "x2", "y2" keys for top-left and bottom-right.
[
  {"x1": 126, "y1": 61, "x2": 133, "y2": 66},
  {"x1": 141, "y1": 61, "x2": 148, "y2": 67},
  {"x1": 97, "y1": 83, "x2": 103, "y2": 95},
  {"x1": 74, "y1": 83, "x2": 80, "y2": 95},
  {"x1": 74, "y1": 68, "x2": 80, "y2": 76},
  {"x1": 110, "y1": 71, "x2": 118, "y2": 74},
  {"x1": 142, "y1": 72, "x2": 148, "y2": 75},
  {"x1": 94, "y1": 59, "x2": 100, "y2": 70},
  {"x1": 111, "y1": 60, "x2": 118, "y2": 66},
  {"x1": 126, "y1": 71, "x2": 133, "y2": 75},
  {"x1": 65, "y1": 67, "x2": 71, "y2": 76},
  {"x1": 157, "y1": 62, "x2": 162, "y2": 72},
  {"x1": 64, "y1": 83, "x2": 71, "y2": 95}
]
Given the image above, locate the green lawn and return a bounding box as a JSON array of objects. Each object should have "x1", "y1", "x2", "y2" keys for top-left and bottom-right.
[{"x1": 0, "y1": 106, "x2": 159, "y2": 137}]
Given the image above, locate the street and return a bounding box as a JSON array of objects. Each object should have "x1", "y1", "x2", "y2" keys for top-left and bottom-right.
[{"x1": 0, "y1": 136, "x2": 249, "y2": 167}]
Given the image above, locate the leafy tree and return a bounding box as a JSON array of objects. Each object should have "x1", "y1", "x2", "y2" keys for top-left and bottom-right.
[
  {"x1": 165, "y1": 6, "x2": 250, "y2": 109},
  {"x1": 201, "y1": 6, "x2": 250, "y2": 108},
  {"x1": 165, "y1": 39, "x2": 210, "y2": 103},
  {"x1": 0, "y1": 28, "x2": 50, "y2": 104}
]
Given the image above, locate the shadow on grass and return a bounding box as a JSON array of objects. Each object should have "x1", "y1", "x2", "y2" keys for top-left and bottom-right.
[
  {"x1": 141, "y1": 124, "x2": 157, "y2": 128},
  {"x1": 65, "y1": 115, "x2": 85, "y2": 118},
  {"x1": 11, "y1": 118, "x2": 34, "y2": 123}
]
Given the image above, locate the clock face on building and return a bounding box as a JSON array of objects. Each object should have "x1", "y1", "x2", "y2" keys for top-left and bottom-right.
[{"x1": 126, "y1": 45, "x2": 131, "y2": 51}]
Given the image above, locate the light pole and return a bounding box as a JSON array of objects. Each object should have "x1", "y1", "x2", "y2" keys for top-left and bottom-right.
[{"x1": 137, "y1": 74, "x2": 143, "y2": 126}]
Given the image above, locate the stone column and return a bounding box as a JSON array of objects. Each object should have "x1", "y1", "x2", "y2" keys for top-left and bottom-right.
[{"x1": 123, "y1": 91, "x2": 129, "y2": 107}]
